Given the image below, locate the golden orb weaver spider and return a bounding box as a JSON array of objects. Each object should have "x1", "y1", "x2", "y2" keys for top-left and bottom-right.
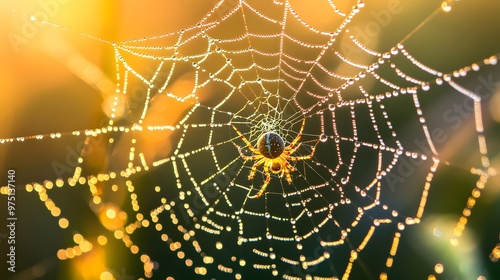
[{"x1": 231, "y1": 118, "x2": 315, "y2": 198}]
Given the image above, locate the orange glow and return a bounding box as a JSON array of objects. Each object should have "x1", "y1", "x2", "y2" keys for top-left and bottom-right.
[
  {"x1": 98, "y1": 203, "x2": 127, "y2": 231},
  {"x1": 71, "y1": 247, "x2": 107, "y2": 280},
  {"x1": 105, "y1": 208, "x2": 116, "y2": 219}
]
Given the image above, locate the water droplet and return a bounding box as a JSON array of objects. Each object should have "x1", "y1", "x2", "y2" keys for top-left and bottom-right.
[
  {"x1": 441, "y1": 2, "x2": 452, "y2": 12},
  {"x1": 328, "y1": 104, "x2": 336, "y2": 111},
  {"x1": 434, "y1": 263, "x2": 444, "y2": 274},
  {"x1": 397, "y1": 223, "x2": 405, "y2": 230},
  {"x1": 319, "y1": 134, "x2": 328, "y2": 142},
  {"x1": 488, "y1": 56, "x2": 498, "y2": 65},
  {"x1": 421, "y1": 82, "x2": 430, "y2": 91}
]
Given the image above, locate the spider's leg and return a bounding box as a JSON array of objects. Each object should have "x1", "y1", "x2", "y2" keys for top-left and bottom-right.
[
  {"x1": 283, "y1": 165, "x2": 293, "y2": 184},
  {"x1": 284, "y1": 142, "x2": 302, "y2": 154},
  {"x1": 248, "y1": 157, "x2": 265, "y2": 180},
  {"x1": 250, "y1": 162, "x2": 271, "y2": 199},
  {"x1": 288, "y1": 146, "x2": 316, "y2": 161},
  {"x1": 231, "y1": 124, "x2": 258, "y2": 153},
  {"x1": 279, "y1": 158, "x2": 294, "y2": 183},
  {"x1": 282, "y1": 158, "x2": 295, "y2": 172},
  {"x1": 236, "y1": 146, "x2": 262, "y2": 161},
  {"x1": 287, "y1": 118, "x2": 306, "y2": 149}
]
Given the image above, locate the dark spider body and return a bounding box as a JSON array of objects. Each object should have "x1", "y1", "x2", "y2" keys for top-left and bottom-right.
[{"x1": 257, "y1": 132, "x2": 285, "y2": 159}]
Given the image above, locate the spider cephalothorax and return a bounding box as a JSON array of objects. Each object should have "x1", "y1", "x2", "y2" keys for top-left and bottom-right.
[{"x1": 232, "y1": 119, "x2": 314, "y2": 198}]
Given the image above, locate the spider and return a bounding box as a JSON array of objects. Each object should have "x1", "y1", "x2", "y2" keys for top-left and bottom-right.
[{"x1": 231, "y1": 119, "x2": 315, "y2": 198}]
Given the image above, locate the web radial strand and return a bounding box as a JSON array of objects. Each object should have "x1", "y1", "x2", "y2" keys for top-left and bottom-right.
[{"x1": 2, "y1": 0, "x2": 499, "y2": 279}]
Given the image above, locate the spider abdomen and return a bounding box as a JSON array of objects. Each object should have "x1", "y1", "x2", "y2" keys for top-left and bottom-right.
[{"x1": 257, "y1": 132, "x2": 285, "y2": 159}]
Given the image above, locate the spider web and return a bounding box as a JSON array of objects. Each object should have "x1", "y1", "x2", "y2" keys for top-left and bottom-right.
[{"x1": 1, "y1": 0, "x2": 500, "y2": 279}]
